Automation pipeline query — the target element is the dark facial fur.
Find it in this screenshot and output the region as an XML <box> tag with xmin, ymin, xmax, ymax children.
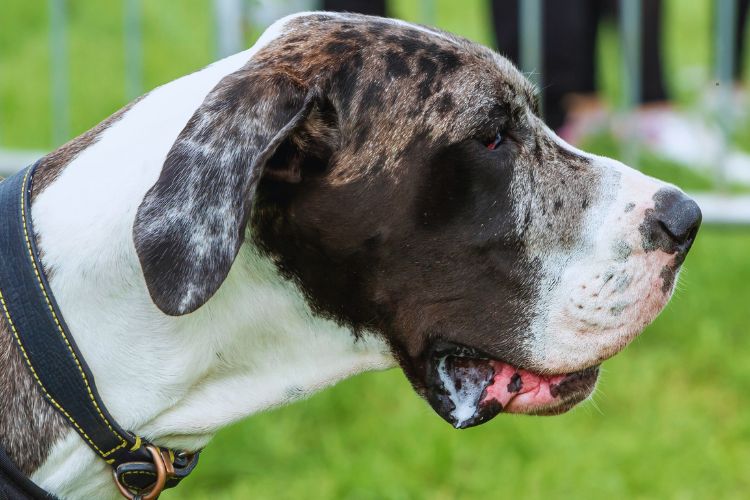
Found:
<box><xmin>0</xmin><ymin>310</ymin><xmax>66</xmax><ymax>475</ymax></box>
<box><xmin>241</xmin><ymin>15</ymin><xmax>601</xmax><ymax>398</ymax></box>
<box><xmin>134</xmin><ymin>14</ymin><xmax>683</xmax><ymax>421</ymax></box>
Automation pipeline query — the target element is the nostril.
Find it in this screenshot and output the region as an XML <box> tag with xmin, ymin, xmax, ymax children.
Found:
<box><xmin>647</xmin><ymin>188</ymin><xmax>702</xmax><ymax>252</ymax></box>
<box><xmin>657</xmin><ymin>220</ymin><xmax>674</xmax><ymax>240</ymax></box>
<box><xmin>656</xmin><ymin>198</ymin><xmax>702</xmax><ymax>244</ymax></box>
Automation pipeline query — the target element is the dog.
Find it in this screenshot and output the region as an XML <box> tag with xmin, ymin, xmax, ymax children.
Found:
<box><xmin>0</xmin><ymin>12</ymin><xmax>701</xmax><ymax>499</ymax></box>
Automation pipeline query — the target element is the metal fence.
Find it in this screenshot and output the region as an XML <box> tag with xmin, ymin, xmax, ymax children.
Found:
<box><xmin>0</xmin><ymin>0</ymin><xmax>747</xmax><ymax>223</ymax></box>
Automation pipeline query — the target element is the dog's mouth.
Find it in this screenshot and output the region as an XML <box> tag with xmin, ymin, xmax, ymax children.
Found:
<box><xmin>423</xmin><ymin>345</ymin><xmax>600</xmax><ymax>428</ymax></box>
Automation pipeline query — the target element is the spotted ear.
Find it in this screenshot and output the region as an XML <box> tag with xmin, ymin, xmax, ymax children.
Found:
<box><xmin>134</xmin><ymin>68</ymin><xmax>328</xmax><ymax>316</ymax></box>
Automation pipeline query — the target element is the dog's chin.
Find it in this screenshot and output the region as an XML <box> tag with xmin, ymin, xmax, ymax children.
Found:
<box><xmin>421</xmin><ymin>344</ymin><xmax>599</xmax><ymax>429</ymax></box>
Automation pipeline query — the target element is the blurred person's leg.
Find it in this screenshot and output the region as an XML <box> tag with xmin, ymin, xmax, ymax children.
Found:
<box><xmin>640</xmin><ymin>0</ymin><xmax>667</xmax><ymax>103</ymax></box>
<box><xmin>558</xmin><ymin>0</ymin><xmax>670</xmax><ymax>144</ymax></box>
<box><xmin>735</xmin><ymin>0</ymin><xmax>749</xmax><ymax>80</ymax></box>
<box><xmin>322</xmin><ymin>0</ymin><xmax>386</xmax><ymax>16</ymax></box>
<box><xmin>491</xmin><ymin>0</ymin><xmax>600</xmax><ymax>130</ymax></box>
<box><xmin>541</xmin><ymin>0</ymin><xmax>600</xmax><ymax>129</ymax></box>
<box><xmin>490</xmin><ymin>0</ymin><xmax>520</xmax><ymax>65</ymax></box>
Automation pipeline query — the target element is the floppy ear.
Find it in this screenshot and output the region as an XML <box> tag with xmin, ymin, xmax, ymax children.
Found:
<box><xmin>134</xmin><ymin>67</ymin><xmax>325</xmax><ymax>315</ymax></box>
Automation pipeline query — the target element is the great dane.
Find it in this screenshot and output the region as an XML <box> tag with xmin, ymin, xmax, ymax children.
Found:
<box><xmin>0</xmin><ymin>12</ymin><xmax>701</xmax><ymax>499</ymax></box>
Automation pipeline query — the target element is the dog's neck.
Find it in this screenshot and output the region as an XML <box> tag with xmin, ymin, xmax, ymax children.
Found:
<box><xmin>0</xmin><ymin>17</ymin><xmax>394</xmax><ymax>498</ymax></box>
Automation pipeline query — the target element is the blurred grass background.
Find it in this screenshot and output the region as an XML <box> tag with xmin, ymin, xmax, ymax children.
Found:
<box><xmin>1</xmin><ymin>1</ymin><xmax>749</xmax><ymax>498</ymax></box>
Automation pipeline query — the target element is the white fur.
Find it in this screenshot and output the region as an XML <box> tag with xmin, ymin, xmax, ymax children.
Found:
<box><xmin>30</xmin><ymin>13</ymin><xmax>394</xmax><ymax>499</ymax></box>
<box><xmin>524</xmin><ymin>119</ymin><xmax>681</xmax><ymax>373</ymax></box>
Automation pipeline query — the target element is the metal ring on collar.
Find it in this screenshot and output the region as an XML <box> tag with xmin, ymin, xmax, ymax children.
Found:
<box><xmin>113</xmin><ymin>445</ymin><xmax>170</xmax><ymax>500</ymax></box>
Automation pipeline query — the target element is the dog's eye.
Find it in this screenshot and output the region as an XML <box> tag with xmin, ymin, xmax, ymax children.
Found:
<box><xmin>486</xmin><ymin>132</ymin><xmax>504</xmax><ymax>151</ymax></box>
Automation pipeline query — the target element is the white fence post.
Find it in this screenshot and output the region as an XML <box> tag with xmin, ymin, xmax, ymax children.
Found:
<box><xmin>714</xmin><ymin>0</ymin><xmax>738</xmax><ymax>192</ymax></box>
<box><xmin>215</xmin><ymin>0</ymin><xmax>245</xmax><ymax>58</ymax></box>
<box><xmin>420</xmin><ymin>0</ymin><xmax>437</xmax><ymax>27</ymax></box>
<box><xmin>124</xmin><ymin>0</ymin><xmax>144</xmax><ymax>99</ymax></box>
<box><xmin>619</xmin><ymin>0</ymin><xmax>641</xmax><ymax>168</ymax></box>
<box><xmin>519</xmin><ymin>0</ymin><xmax>543</xmax><ymax>98</ymax></box>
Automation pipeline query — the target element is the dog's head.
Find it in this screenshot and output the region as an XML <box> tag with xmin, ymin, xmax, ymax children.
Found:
<box><xmin>134</xmin><ymin>13</ymin><xmax>701</xmax><ymax>428</ymax></box>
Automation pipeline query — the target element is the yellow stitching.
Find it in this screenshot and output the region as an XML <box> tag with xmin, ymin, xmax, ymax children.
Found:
<box><xmin>130</xmin><ymin>435</ymin><xmax>142</xmax><ymax>451</ymax></box>
<box><xmin>17</xmin><ymin>169</ymin><xmax>128</xmax><ymax>456</ymax></box>
<box><xmin>0</xmin><ymin>289</ymin><xmax>109</xmax><ymax>456</ymax></box>
<box><xmin>18</xmin><ymin>169</ymin><xmax>127</xmax><ymax>454</ymax></box>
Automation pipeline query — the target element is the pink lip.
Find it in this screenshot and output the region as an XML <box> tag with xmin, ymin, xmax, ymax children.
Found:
<box><xmin>482</xmin><ymin>361</ymin><xmax>570</xmax><ymax>413</ymax></box>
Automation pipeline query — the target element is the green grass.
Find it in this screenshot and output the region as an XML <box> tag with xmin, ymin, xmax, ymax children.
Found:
<box><xmin>1</xmin><ymin>1</ymin><xmax>750</xmax><ymax>498</ymax></box>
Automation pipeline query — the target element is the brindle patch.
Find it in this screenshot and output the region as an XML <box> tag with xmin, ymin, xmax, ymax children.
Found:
<box><xmin>249</xmin><ymin>14</ymin><xmax>539</xmax><ymax>185</ymax></box>
<box><xmin>0</xmin><ymin>314</ymin><xmax>66</xmax><ymax>475</ymax></box>
<box><xmin>385</xmin><ymin>50</ymin><xmax>411</xmax><ymax>78</ymax></box>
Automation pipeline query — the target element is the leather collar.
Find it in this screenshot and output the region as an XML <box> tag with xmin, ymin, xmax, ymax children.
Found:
<box><xmin>0</xmin><ymin>164</ymin><xmax>199</xmax><ymax>498</ymax></box>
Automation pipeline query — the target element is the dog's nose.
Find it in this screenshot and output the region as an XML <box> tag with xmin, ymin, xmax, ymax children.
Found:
<box><xmin>650</xmin><ymin>188</ymin><xmax>702</xmax><ymax>252</ymax></box>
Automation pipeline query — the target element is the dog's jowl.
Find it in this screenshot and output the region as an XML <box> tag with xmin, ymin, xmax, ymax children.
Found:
<box><xmin>1</xmin><ymin>12</ymin><xmax>700</xmax><ymax>498</ymax></box>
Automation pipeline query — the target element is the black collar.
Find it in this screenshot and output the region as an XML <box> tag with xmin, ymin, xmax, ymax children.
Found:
<box><xmin>0</xmin><ymin>445</ymin><xmax>54</xmax><ymax>500</ymax></box>
<box><xmin>0</xmin><ymin>164</ymin><xmax>199</xmax><ymax>499</ymax></box>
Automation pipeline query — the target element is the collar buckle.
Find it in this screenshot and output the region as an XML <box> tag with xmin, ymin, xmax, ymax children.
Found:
<box><xmin>113</xmin><ymin>445</ymin><xmax>198</xmax><ymax>500</ymax></box>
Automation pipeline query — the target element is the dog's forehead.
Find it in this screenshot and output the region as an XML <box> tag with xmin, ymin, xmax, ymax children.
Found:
<box><xmin>253</xmin><ymin>13</ymin><xmax>537</xmax><ymax>136</ymax></box>
<box><xmin>244</xmin><ymin>14</ymin><xmax>597</xmax><ymax>238</ymax></box>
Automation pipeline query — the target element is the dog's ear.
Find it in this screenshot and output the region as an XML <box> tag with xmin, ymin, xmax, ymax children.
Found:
<box><xmin>134</xmin><ymin>67</ymin><xmax>334</xmax><ymax>315</ymax></box>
